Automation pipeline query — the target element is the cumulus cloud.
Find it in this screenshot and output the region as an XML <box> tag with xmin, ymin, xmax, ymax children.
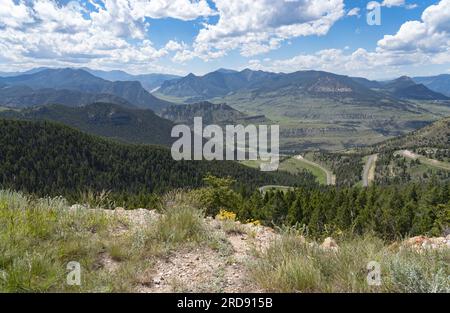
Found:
<box><xmin>0</xmin><ymin>0</ymin><xmax>215</xmax><ymax>72</ymax></box>
<box><xmin>0</xmin><ymin>0</ymin><xmax>34</xmax><ymax>28</ymax></box>
<box><xmin>247</xmin><ymin>47</ymin><xmax>430</xmax><ymax>78</ymax></box>
<box><xmin>127</xmin><ymin>0</ymin><xmax>216</xmax><ymax>21</ymax></box>
<box><xmin>183</xmin><ymin>0</ymin><xmax>345</xmax><ymax>60</ymax></box>
<box><xmin>247</xmin><ymin>0</ymin><xmax>450</xmax><ymax>78</ymax></box>
<box><xmin>1</xmin><ymin>0</ymin><xmax>445</xmax><ymax>76</ymax></box>
<box><xmin>378</xmin><ymin>0</ymin><xmax>450</xmax><ymax>54</ymax></box>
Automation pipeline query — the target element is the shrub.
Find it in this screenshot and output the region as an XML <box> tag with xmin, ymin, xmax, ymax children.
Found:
<box><xmin>192</xmin><ymin>175</ymin><xmax>242</xmax><ymax>216</ymax></box>
<box><xmin>151</xmin><ymin>205</ymin><xmax>207</xmax><ymax>244</ymax></box>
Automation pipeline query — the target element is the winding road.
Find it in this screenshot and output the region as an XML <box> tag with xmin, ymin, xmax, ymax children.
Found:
<box><xmin>258</xmin><ymin>155</ymin><xmax>336</xmax><ymax>192</ymax></box>
<box><xmin>362</xmin><ymin>154</ymin><xmax>378</xmax><ymax>187</ymax></box>
<box><xmin>295</xmin><ymin>155</ymin><xmax>336</xmax><ymax>186</ymax></box>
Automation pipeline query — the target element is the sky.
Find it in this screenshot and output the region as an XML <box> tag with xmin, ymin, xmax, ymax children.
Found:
<box><xmin>0</xmin><ymin>0</ymin><xmax>449</xmax><ymax>79</ymax></box>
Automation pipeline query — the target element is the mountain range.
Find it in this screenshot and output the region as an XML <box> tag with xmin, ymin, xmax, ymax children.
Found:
<box><xmin>155</xmin><ymin>68</ymin><xmax>450</xmax><ymax>150</ymax></box>
<box><xmin>157</xmin><ymin>69</ymin><xmax>449</xmax><ymax>103</ymax></box>
<box><xmin>0</xmin><ymin>68</ymin><xmax>170</xmax><ymax>112</ymax></box>
<box><xmin>1</xmin><ymin>66</ymin><xmax>449</xmax><ymax>151</ymax></box>
<box><xmin>413</xmin><ymin>74</ymin><xmax>450</xmax><ymax>97</ymax></box>
<box><xmin>0</xmin><ymin>67</ymin><xmax>179</xmax><ymax>92</ymax></box>
<box><xmin>81</xmin><ymin>68</ymin><xmax>180</xmax><ymax>92</ymax></box>
<box><xmin>353</xmin><ymin>75</ymin><xmax>450</xmax><ymax>100</ymax></box>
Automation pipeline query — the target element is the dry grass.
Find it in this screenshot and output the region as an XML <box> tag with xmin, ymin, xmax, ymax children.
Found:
<box><xmin>249</xmin><ymin>232</ymin><xmax>450</xmax><ymax>293</ymax></box>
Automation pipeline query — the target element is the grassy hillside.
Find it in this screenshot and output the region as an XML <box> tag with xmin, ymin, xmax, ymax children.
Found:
<box><xmin>0</xmin><ymin>102</ymin><xmax>175</xmax><ymax>146</ymax></box>
<box><xmin>367</xmin><ymin>117</ymin><xmax>450</xmax><ymax>153</ymax></box>
<box><xmin>0</xmin><ymin>119</ymin><xmax>311</xmax><ymax>200</ymax></box>
<box><xmin>242</xmin><ymin>156</ymin><xmax>329</xmax><ymax>185</ymax></box>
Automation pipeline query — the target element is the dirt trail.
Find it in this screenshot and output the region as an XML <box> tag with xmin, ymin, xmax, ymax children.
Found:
<box><xmin>130</xmin><ymin>217</ymin><xmax>276</xmax><ymax>293</ymax></box>
<box><xmin>397</xmin><ymin>150</ymin><xmax>450</xmax><ymax>171</ymax></box>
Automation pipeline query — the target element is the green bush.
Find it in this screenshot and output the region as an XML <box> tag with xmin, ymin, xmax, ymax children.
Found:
<box><xmin>191</xmin><ymin>175</ymin><xmax>242</xmax><ymax>216</ymax></box>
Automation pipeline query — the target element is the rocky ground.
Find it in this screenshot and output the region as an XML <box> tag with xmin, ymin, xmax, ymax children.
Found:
<box><xmin>97</xmin><ymin>207</ymin><xmax>277</xmax><ymax>293</ymax></box>
<box><xmin>84</xmin><ymin>206</ymin><xmax>450</xmax><ymax>293</ymax></box>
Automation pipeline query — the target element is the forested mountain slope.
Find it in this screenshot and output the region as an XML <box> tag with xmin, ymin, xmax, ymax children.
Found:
<box><xmin>0</xmin><ymin>102</ymin><xmax>175</xmax><ymax>146</ymax></box>
<box><xmin>0</xmin><ymin>119</ymin><xmax>311</xmax><ymax>197</ymax></box>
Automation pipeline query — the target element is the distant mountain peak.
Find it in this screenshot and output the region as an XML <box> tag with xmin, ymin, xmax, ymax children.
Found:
<box><xmin>214</xmin><ymin>68</ymin><xmax>238</xmax><ymax>74</ymax></box>
<box><xmin>395</xmin><ymin>75</ymin><xmax>414</xmax><ymax>83</ymax></box>
<box><xmin>380</xmin><ymin>75</ymin><xmax>449</xmax><ymax>100</ymax></box>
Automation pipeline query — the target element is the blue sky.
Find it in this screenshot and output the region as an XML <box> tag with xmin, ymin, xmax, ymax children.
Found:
<box><xmin>0</xmin><ymin>0</ymin><xmax>449</xmax><ymax>79</ymax></box>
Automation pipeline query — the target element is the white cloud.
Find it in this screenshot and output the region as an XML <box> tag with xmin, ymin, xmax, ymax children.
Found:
<box><xmin>0</xmin><ymin>0</ymin><xmax>215</xmax><ymax>72</ymax></box>
<box><xmin>1</xmin><ymin>0</ymin><xmax>443</xmax><ymax>76</ymax></box>
<box><xmin>164</xmin><ymin>40</ymin><xmax>187</xmax><ymax>52</ymax></box>
<box><xmin>247</xmin><ymin>0</ymin><xmax>450</xmax><ymax>78</ymax></box>
<box><xmin>381</xmin><ymin>0</ymin><xmax>418</xmax><ymax>9</ymax></box>
<box><xmin>378</xmin><ymin>0</ymin><xmax>450</xmax><ymax>54</ymax></box>
<box><xmin>382</xmin><ymin>0</ymin><xmax>405</xmax><ymax>7</ymax></box>
<box><xmin>127</xmin><ymin>0</ymin><xmax>216</xmax><ymax>21</ymax></box>
<box><xmin>186</xmin><ymin>0</ymin><xmax>345</xmax><ymax>60</ymax></box>
<box><xmin>0</xmin><ymin>0</ymin><xmax>34</xmax><ymax>28</ymax></box>
<box><xmin>247</xmin><ymin>47</ymin><xmax>430</xmax><ymax>78</ymax></box>
<box><xmin>347</xmin><ymin>7</ymin><xmax>360</xmax><ymax>17</ymax></box>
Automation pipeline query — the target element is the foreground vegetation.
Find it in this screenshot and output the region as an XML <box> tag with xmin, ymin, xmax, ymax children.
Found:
<box><xmin>0</xmin><ymin>188</ymin><xmax>448</xmax><ymax>293</ymax></box>
<box><xmin>250</xmin><ymin>232</ymin><xmax>449</xmax><ymax>293</ymax></box>
<box><xmin>196</xmin><ymin>175</ymin><xmax>449</xmax><ymax>239</ymax></box>
<box><xmin>0</xmin><ymin>189</ymin><xmax>226</xmax><ymax>292</ymax></box>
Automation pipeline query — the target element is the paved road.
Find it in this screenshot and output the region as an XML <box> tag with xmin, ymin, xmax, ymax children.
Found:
<box><xmin>295</xmin><ymin>155</ymin><xmax>336</xmax><ymax>186</ymax></box>
<box><xmin>362</xmin><ymin>154</ymin><xmax>378</xmax><ymax>187</ymax></box>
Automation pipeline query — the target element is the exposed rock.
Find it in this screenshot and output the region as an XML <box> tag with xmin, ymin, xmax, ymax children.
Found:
<box><xmin>70</xmin><ymin>204</ymin><xmax>87</xmax><ymax>211</ymax></box>
<box><xmin>403</xmin><ymin>235</ymin><xmax>449</xmax><ymax>251</ymax></box>
<box><xmin>321</xmin><ymin>237</ymin><xmax>339</xmax><ymax>251</ymax></box>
